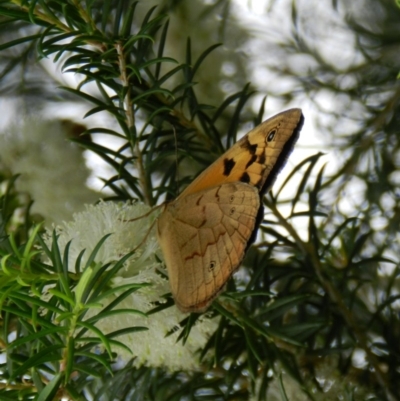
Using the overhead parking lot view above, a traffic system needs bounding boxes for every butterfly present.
[157,109,304,313]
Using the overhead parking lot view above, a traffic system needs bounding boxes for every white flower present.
[44,201,219,371]
[0,118,98,224]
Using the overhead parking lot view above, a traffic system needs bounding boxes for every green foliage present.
[0,1,399,401]
[0,220,147,400]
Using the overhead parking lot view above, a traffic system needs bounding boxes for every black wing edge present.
[246,110,304,249]
[260,111,304,196]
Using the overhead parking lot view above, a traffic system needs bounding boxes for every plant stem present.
[116,42,152,205]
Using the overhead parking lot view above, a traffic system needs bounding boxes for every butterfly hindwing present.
[158,182,260,313]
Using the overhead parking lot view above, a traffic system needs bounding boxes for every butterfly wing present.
[157,108,304,313]
[178,108,303,198]
[157,182,260,313]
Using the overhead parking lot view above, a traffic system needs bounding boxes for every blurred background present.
[1,0,400,400]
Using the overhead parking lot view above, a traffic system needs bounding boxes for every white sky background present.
[236,0,379,220]
[230,0,351,236]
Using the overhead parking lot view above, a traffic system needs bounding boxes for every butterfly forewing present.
[178,108,303,198]
[157,108,304,313]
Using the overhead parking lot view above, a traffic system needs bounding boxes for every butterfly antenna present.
[123,204,162,223]
[130,217,158,253]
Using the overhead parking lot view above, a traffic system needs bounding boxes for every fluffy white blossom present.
[44,201,219,371]
[0,118,98,224]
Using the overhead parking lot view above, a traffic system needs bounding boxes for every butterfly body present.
[157,109,304,313]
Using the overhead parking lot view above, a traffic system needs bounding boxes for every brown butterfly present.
[157,109,304,313]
